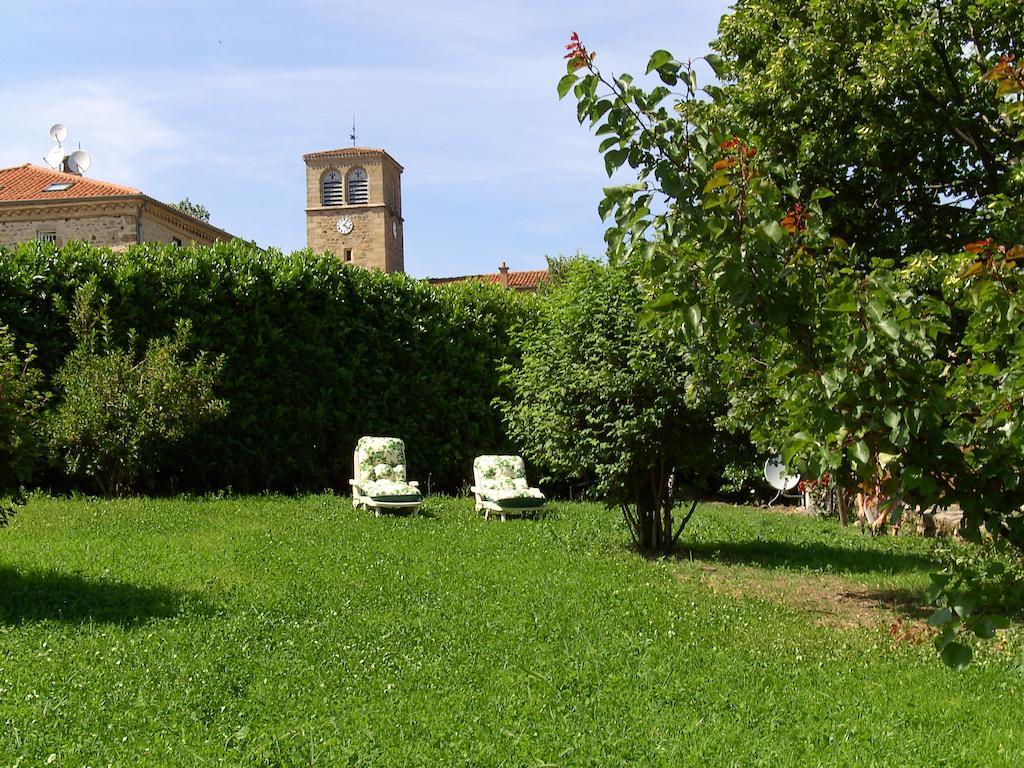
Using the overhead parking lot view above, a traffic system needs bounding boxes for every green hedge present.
[0,240,529,493]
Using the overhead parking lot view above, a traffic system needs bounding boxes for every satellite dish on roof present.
[49,123,68,144]
[764,456,800,492]
[68,149,91,175]
[44,146,64,170]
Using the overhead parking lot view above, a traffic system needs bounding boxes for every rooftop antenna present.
[350,115,357,147]
[42,123,91,176]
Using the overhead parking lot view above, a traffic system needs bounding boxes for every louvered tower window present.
[321,170,344,206]
[347,168,368,205]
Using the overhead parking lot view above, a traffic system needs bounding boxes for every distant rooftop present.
[429,262,548,292]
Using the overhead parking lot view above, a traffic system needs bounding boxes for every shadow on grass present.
[0,567,208,626]
[840,588,933,619]
[678,539,936,576]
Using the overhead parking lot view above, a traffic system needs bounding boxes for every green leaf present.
[972,617,1001,640]
[953,594,977,619]
[940,642,972,671]
[877,451,900,466]
[810,187,834,201]
[850,440,870,465]
[703,175,730,194]
[825,299,858,313]
[557,73,578,100]
[865,299,886,323]
[646,50,673,74]
[686,304,703,333]
[877,319,900,339]
[927,607,953,626]
[704,53,725,77]
[977,361,1001,377]
[649,293,679,312]
[604,149,627,176]
[762,220,786,243]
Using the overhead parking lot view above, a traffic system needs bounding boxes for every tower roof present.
[302,147,403,169]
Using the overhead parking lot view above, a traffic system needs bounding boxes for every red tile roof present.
[429,269,549,291]
[0,164,141,202]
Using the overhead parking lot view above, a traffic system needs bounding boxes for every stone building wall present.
[303,149,404,272]
[0,198,230,250]
[141,202,224,246]
[307,206,388,269]
[0,202,139,248]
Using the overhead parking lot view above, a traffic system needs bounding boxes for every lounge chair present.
[350,436,423,515]
[471,455,546,521]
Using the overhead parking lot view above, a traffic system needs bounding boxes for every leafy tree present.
[498,257,749,554]
[560,21,1022,663]
[46,285,227,497]
[0,327,47,524]
[173,198,211,223]
[711,0,1023,262]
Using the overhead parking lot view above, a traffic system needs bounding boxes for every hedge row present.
[0,240,530,493]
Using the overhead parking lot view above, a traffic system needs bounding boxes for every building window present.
[43,181,74,192]
[321,170,344,206]
[344,249,353,262]
[347,168,368,205]
[37,230,57,244]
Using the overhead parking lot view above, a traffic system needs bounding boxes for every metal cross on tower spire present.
[350,116,357,147]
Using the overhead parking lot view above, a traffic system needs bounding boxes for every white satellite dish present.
[49,123,68,144]
[764,456,800,503]
[44,146,65,170]
[68,149,92,175]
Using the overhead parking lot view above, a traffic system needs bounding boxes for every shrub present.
[0,240,526,493]
[0,326,47,524]
[45,286,227,496]
[498,258,751,554]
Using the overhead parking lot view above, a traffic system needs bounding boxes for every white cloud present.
[0,80,184,185]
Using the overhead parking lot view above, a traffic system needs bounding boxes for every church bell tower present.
[303,147,404,272]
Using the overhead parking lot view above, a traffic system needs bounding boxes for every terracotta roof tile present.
[429,269,549,291]
[0,164,141,202]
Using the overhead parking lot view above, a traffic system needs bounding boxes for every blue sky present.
[1,1,731,278]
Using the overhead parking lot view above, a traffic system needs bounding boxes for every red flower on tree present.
[565,32,596,71]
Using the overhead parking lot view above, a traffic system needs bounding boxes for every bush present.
[45,286,227,496]
[498,258,752,554]
[0,326,47,523]
[0,240,527,493]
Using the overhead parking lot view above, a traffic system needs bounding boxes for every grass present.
[0,495,1022,766]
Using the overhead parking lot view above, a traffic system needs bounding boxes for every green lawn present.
[1,496,1021,766]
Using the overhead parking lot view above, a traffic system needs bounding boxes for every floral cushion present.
[483,486,546,508]
[363,478,422,503]
[355,436,408,485]
[474,455,545,507]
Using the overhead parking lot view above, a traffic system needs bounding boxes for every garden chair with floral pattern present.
[350,436,423,516]
[471,455,546,521]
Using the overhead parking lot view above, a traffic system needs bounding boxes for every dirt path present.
[681,563,929,632]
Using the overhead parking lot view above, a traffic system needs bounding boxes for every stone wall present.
[307,206,388,269]
[141,202,223,246]
[0,198,229,250]
[303,149,404,272]
[0,201,138,249]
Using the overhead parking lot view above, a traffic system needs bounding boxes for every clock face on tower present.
[336,217,354,234]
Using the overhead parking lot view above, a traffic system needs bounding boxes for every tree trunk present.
[836,489,849,526]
